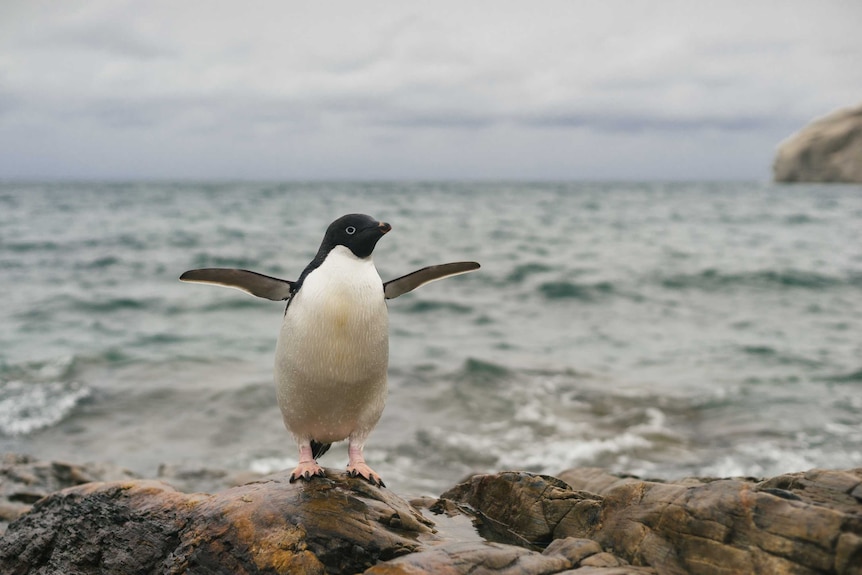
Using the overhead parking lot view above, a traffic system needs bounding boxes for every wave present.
[539,280,615,301]
[74,297,155,313]
[76,255,121,269]
[452,357,512,385]
[401,300,474,314]
[0,380,91,436]
[738,345,823,367]
[415,360,683,477]
[784,214,818,225]
[189,253,263,270]
[506,263,555,283]
[825,368,862,383]
[0,356,78,382]
[659,269,861,291]
[4,240,61,253]
[201,298,269,311]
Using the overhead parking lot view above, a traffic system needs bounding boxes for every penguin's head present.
[321,213,391,259]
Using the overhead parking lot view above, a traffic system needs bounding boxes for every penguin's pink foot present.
[346,461,385,487]
[289,461,325,482]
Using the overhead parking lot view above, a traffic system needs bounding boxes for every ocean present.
[1,181,860,495]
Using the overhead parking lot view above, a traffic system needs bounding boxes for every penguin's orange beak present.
[379,222,392,234]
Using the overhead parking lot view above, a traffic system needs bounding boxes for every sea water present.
[1,181,860,495]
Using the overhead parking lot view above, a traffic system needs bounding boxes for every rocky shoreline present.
[1,454,860,574]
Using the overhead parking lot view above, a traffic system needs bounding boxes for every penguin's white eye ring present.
[345,226,356,235]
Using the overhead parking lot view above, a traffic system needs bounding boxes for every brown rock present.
[0,469,435,575]
[0,453,139,535]
[363,540,565,575]
[559,467,862,575]
[438,472,604,547]
[363,538,654,575]
[1,460,859,574]
[773,103,862,183]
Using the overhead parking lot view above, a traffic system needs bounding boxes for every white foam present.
[249,456,296,475]
[0,380,91,436]
[33,355,76,381]
[508,431,654,473]
[697,440,852,479]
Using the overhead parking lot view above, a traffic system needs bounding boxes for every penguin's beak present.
[378,221,392,234]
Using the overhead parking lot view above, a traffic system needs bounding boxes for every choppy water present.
[1,181,860,495]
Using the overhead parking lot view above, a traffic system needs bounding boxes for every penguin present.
[180,213,479,486]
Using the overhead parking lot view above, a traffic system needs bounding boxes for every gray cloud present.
[1,0,861,179]
[34,23,176,60]
[519,112,790,134]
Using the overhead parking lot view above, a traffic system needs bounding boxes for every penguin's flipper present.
[180,268,294,301]
[383,261,480,299]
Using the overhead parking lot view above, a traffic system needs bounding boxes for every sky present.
[1,1,861,181]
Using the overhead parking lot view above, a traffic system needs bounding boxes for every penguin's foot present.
[346,462,385,487]
[289,461,325,483]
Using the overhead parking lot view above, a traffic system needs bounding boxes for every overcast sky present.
[1,1,860,181]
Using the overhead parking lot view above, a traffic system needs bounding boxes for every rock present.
[0,453,139,535]
[0,454,267,537]
[390,496,650,575]
[773,103,862,183]
[363,538,654,575]
[0,469,435,575]
[558,467,862,575]
[438,471,604,547]
[1,458,860,574]
[439,469,862,574]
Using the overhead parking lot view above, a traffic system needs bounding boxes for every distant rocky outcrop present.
[1,454,861,574]
[774,103,862,183]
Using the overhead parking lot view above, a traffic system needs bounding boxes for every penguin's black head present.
[321,213,391,259]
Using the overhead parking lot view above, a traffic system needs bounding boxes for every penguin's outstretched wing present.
[180,268,294,301]
[383,261,480,300]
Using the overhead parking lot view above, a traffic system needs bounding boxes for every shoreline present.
[2,453,860,574]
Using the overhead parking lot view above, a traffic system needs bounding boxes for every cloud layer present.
[2,0,861,179]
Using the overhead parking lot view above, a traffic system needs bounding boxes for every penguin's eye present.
[345,226,356,235]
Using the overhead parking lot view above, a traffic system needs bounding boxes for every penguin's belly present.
[274,271,388,443]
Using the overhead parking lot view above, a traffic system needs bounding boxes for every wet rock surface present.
[0,454,860,574]
[438,471,605,547]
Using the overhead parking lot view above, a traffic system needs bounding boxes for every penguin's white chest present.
[274,247,389,442]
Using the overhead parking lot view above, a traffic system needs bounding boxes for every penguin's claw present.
[289,461,325,483]
[346,463,385,487]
